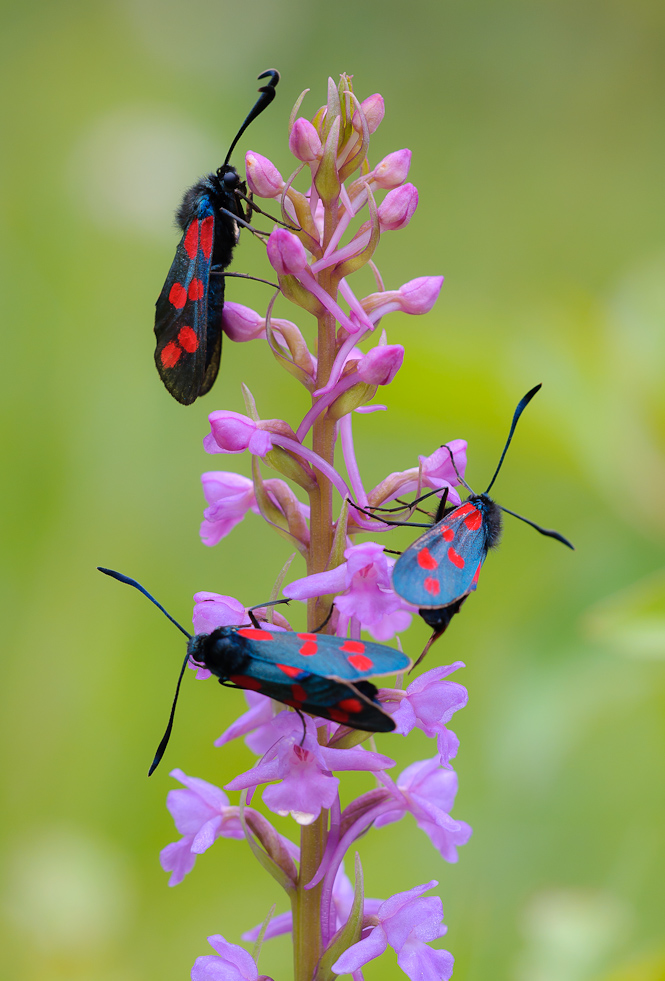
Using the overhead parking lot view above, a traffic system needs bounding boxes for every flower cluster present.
[160,76,473,981]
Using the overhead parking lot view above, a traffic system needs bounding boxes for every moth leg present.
[294,708,307,746]
[312,605,335,634]
[365,488,442,515]
[235,188,300,231]
[348,499,432,529]
[217,207,271,239]
[210,270,280,290]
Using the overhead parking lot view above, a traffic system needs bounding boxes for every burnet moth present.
[354,385,574,667]
[154,70,280,405]
[98,567,411,774]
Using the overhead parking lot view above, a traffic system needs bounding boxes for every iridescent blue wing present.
[230,627,411,680]
[154,207,221,404]
[223,656,395,731]
[392,500,488,608]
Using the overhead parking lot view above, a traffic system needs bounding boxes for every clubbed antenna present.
[484,384,542,494]
[97,567,192,639]
[223,69,280,167]
[97,567,192,774]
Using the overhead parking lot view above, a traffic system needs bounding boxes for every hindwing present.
[223,657,395,731]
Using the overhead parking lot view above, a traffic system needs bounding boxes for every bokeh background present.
[2,0,664,978]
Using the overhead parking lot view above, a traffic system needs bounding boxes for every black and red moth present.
[370,386,574,665]
[97,568,410,773]
[154,70,279,405]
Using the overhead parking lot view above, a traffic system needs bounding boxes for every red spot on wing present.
[417,547,438,570]
[328,708,350,724]
[464,509,482,531]
[440,525,454,542]
[188,278,204,301]
[169,283,187,309]
[160,341,181,368]
[455,503,474,518]
[178,326,199,353]
[424,576,440,595]
[447,547,465,569]
[338,697,362,713]
[348,653,374,672]
[200,216,214,258]
[472,563,481,586]
[184,221,199,258]
[277,663,302,679]
[229,674,262,691]
[237,628,274,641]
[299,640,318,657]
[340,641,365,655]
[291,684,308,702]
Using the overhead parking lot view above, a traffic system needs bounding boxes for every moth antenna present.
[148,652,191,776]
[444,445,475,495]
[484,384,542,494]
[497,506,575,549]
[97,567,192,639]
[223,69,280,167]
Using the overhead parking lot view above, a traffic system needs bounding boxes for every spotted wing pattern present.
[392,500,488,609]
[231,628,411,680]
[154,204,222,405]
[223,655,395,731]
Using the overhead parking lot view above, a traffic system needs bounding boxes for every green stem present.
[294,206,339,981]
[293,810,327,981]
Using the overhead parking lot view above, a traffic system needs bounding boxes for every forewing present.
[392,501,487,608]
[225,656,395,732]
[154,211,215,404]
[232,628,410,681]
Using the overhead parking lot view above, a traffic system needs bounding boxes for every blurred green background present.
[2,0,664,978]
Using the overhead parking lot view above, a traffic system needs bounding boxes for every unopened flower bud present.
[245,152,285,198]
[267,228,309,276]
[221,302,265,342]
[357,345,404,385]
[372,149,412,189]
[352,93,385,134]
[289,117,322,162]
[378,183,418,231]
[398,275,444,313]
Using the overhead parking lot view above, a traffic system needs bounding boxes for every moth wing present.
[154,211,215,405]
[232,628,410,681]
[392,502,488,608]
[227,658,395,732]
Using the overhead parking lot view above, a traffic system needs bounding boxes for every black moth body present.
[154,70,279,405]
[188,627,398,733]
[154,169,247,404]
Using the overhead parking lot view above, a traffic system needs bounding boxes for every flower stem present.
[294,811,328,981]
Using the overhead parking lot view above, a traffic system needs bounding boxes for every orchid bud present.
[289,117,322,162]
[245,152,285,198]
[193,591,247,633]
[221,302,265,342]
[204,411,273,457]
[352,93,385,134]
[378,183,418,231]
[267,228,309,276]
[357,344,404,385]
[398,275,444,313]
[372,149,412,189]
